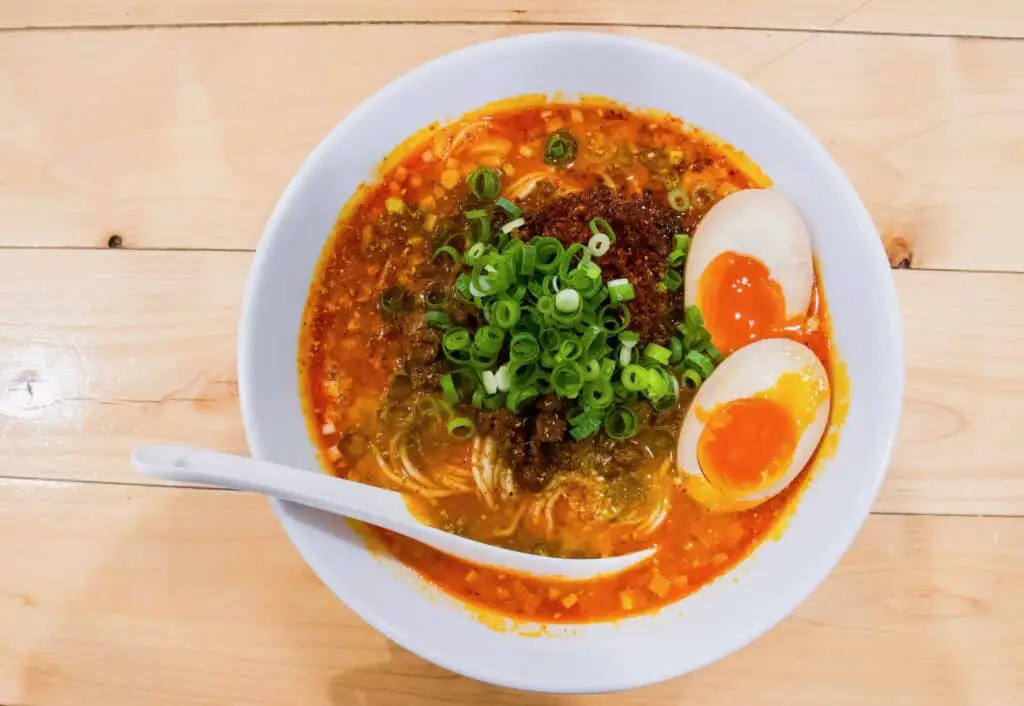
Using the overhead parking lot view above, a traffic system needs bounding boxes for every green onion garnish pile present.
[426,163,720,441]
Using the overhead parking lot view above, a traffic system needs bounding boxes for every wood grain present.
[0,248,1021,515]
[2,478,1021,706]
[1,25,1023,272]
[2,0,1023,38]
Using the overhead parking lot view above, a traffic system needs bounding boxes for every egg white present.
[676,338,830,511]
[684,189,813,321]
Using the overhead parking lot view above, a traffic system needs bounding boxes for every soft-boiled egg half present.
[677,338,830,511]
[684,189,813,355]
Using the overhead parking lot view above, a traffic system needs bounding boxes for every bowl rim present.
[238,29,905,693]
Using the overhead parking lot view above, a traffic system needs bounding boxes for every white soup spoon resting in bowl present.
[131,444,655,580]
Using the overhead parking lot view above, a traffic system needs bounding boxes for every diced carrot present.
[649,573,671,597]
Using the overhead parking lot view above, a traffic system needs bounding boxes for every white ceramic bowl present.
[238,31,903,693]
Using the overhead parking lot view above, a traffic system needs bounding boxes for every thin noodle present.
[438,466,475,492]
[506,172,549,200]
[471,438,496,508]
[371,445,421,491]
[482,439,498,497]
[468,137,512,157]
[543,489,565,539]
[447,119,491,158]
[371,444,461,499]
[397,441,441,489]
[491,504,529,538]
[497,465,517,501]
[634,496,669,537]
[630,460,674,536]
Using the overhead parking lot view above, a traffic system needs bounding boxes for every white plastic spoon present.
[131,445,655,580]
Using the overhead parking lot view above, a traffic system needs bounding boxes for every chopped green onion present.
[433,245,460,264]
[651,389,679,412]
[618,343,638,367]
[600,303,631,333]
[552,361,584,398]
[474,326,505,356]
[669,336,684,364]
[520,244,538,276]
[468,346,498,369]
[555,288,581,313]
[484,392,507,409]
[491,297,521,329]
[471,387,486,409]
[604,406,638,440]
[495,197,521,219]
[544,129,578,166]
[447,417,476,439]
[674,234,691,254]
[681,368,703,389]
[538,327,561,353]
[533,237,564,273]
[509,332,540,364]
[661,269,683,292]
[668,188,691,212]
[453,273,472,301]
[645,366,671,400]
[508,361,539,388]
[377,286,408,319]
[588,217,616,243]
[500,217,525,234]
[643,343,672,366]
[425,310,452,330]
[506,385,540,412]
[607,278,636,304]
[467,167,501,200]
[440,373,460,405]
[582,358,601,382]
[442,327,472,364]
[569,412,602,440]
[495,364,511,392]
[587,233,611,257]
[581,379,615,409]
[555,338,583,363]
[465,242,487,264]
[685,349,715,379]
[481,370,499,395]
[621,364,649,392]
[666,249,686,267]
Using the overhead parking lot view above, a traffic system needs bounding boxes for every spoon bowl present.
[131,444,655,580]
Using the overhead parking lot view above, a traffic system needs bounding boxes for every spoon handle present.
[132,444,411,528]
[131,444,655,579]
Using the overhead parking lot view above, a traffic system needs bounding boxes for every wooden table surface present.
[2,2,1023,704]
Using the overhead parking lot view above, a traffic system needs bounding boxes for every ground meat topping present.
[525,186,688,342]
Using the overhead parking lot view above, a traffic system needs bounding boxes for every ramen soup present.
[300,99,834,623]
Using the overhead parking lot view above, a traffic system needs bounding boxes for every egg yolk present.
[697,252,787,354]
[696,397,798,493]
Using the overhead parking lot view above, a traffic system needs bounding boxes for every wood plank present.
[1,479,1021,705]
[0,25,1022,271]
[1,0,1023,39]
[0,249,1020,515]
